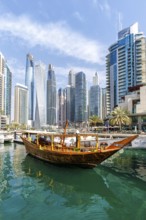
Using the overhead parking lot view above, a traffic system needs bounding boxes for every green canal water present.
[0,143,146,220]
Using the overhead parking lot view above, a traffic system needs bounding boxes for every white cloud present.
[93,0,111,18]
[0,13,106,64]
[73,11,84,22]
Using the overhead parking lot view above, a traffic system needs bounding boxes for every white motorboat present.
[131,136,146,148]
[0,134,4,144]
[0,131,14,144]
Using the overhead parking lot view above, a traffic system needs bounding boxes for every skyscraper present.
[68,69,75,87]
[14,84,28,124]
[46,64,56,125]
[34,62,46,129]
[0,52,5,113]
[65,70,75,123]
[4,63,12,119]
[93,72,99,86]
[106,22,146,113]
[75,72,87,122]
[101,88,107,120]
[58,88,66,126]
[25,53,34,124]
[66,85,75,123]
[89,73,100,117]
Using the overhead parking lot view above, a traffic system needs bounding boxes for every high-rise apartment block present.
[106,22,146,113]
[4,64,12,119]
[0,53,12,122]
[0,52,5,113]
[101,88,107,120]
[14,84,28,124]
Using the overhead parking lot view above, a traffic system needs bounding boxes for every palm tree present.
[89,115,103,127]
[109,107,131,131]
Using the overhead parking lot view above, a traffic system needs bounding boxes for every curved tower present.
[34,62,46,129]
[25,53,34,123]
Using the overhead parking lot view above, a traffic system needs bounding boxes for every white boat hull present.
[131,137,146,148]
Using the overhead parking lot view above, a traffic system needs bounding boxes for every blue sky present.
[1,0,146,89]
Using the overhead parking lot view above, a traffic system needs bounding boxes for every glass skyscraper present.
[66,85,75,123]
[106,22,146,113]
[34,62,46,129]
[46,64,56,125]
[68,69,75,87]
[65,70,75,123]
[25,53,34,122]
[89,87,100,117]
[0,52,5,113]
[75,72,87,122]
[4,64,12,119]
[89,73,100,118]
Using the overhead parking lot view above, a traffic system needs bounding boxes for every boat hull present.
[22,138,122,168]
[21,134,138,168]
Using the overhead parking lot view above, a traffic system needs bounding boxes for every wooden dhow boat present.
[21,131,138,168]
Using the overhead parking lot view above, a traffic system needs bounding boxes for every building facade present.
[14,84,28,125]
[46,64,56,125]
[0,52,5,113]
[68,69,75,87]
[4,64,12,120]
[89,73,101,118]
[58,88,66,126]
[89,85,101,117]
[75,72,87,122]
[101,88,107,120]
[34,62,46,129]
[106,22,146,114]
[25,53,34,124]
[119,85,146,131]
[66,85,75,123]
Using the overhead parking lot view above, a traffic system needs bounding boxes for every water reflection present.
[21,152,146,218]
[0,144,146,220]
[102,148,146,182]
[22,155,118,206]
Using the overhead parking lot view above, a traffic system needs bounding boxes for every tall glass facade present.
[75,72,87,122]
[46,64,56,125]
[0,52,5,112]
[68,70,75,87]
[66,85,75,123]
[89,85,100,117]
[4,64,12,119]
[25,53,34,121]
[106,22,146,113]
[34,62,46,129]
